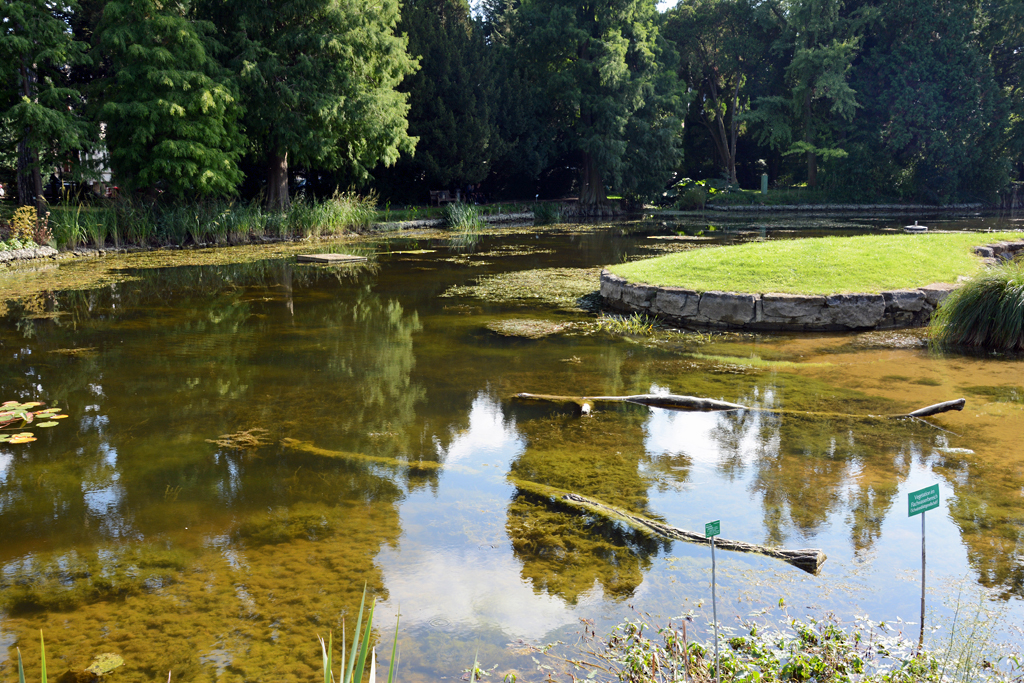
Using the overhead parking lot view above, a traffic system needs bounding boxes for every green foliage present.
[94,0,244,198]
[597,313,657,336]
[0,0,94,188]
[513,0,686,204]
[318,585,400,683]
[443,201,482,230]
[931,259,1024,352]
[531,202,563,224]
[9,205,37,240]
[219,0,418,206]
[376,0,499,202]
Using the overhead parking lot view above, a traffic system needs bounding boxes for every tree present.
[218,0,418,210]
[93,0,244,198]
[850,0,1007,202]
[512,0,686,206]
[374,0,499,202]
[1,0,93,207]
[746,0,866,187]
[663,0,775,186]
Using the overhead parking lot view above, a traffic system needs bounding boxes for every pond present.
[1,215,1022,683]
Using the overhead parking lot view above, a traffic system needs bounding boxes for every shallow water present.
[1,216,1022,683]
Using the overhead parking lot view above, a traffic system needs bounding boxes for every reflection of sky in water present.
[379,392,577,641]
[82,443,132,538]
[0,452,12,485]
[435,393,525,465]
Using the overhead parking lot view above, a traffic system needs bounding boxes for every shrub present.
[10,206,38,242]
[931,260,1024,351]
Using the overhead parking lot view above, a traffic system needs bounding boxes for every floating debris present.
[486,319,574,339]
[296,253,367,264]
[206,428,272,451]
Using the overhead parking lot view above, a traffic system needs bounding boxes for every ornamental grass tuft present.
[931,260,1024,352]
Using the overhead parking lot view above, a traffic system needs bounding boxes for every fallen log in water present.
[513,392,966,420]
[510,477,827,574]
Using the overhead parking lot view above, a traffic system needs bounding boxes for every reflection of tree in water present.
[506,410,671,604]
[0,258,429,555]
[934,444,1024,600]
[0,261,414,682]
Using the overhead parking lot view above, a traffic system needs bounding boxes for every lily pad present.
[9,435,37,444]
[37,422,60,428]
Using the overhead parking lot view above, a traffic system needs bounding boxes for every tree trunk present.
[267,152,290,211]
[17,58,45,210]
[578,152,606,207]
[804,89,817,187]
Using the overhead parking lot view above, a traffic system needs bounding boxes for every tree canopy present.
[1,0,1021,206]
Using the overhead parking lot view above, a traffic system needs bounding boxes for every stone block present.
[697,291,757,325]
[883,289,926,312]
[824,293,886,328]
[600,270,625,303]
[653,287,699,318]
[761,293,828,324]
[622,283,658,309]
[919,282,956,307]
[974,246,995,258]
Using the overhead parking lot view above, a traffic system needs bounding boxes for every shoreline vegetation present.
[608,233,1023,296]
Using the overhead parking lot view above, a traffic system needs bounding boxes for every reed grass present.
[443,202,482,230]
[931,259,1024,351]
[319,585,399,683]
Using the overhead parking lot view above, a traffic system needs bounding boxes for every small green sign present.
[908,484,940,517]
[705,520,720,538]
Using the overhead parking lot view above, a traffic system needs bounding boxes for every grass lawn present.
[608,233,1022,295]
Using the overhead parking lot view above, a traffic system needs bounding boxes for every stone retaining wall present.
[601,240,1024,331]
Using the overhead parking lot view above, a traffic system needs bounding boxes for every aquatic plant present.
[531,202,563,225]
[597,313,657,336]
[443,202,482,230]
[564,607,1024,683]
[931,260,1024,352]
[0,400,67,444]
[319,586,399,683]
[17,631,47,683]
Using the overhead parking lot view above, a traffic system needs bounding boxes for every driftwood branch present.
[511,477,826,574]
[513,392,966,421]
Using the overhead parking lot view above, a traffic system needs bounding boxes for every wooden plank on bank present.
[296,253,368,264]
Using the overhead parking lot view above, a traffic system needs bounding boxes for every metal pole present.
[712,537,719,683]
[919,511,926,654]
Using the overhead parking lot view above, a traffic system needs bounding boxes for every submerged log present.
[903,398,966,418]
[514,392,966,420]
[511,477,826,574]
[514,392,747,412]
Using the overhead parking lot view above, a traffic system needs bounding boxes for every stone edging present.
[705,202,984,213]
[601,239,1024,332]
[0,246,58,263]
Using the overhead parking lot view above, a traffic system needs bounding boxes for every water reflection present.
[0,223,1022,682]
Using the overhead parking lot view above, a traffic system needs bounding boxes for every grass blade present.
[386,610,401,683]
[344,586,368,683]
[17,647,25,683]
[40,631,47,683]
[354,597,376,683]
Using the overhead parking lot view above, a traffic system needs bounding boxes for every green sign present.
[908,484,940,516]
[705,520,720,538]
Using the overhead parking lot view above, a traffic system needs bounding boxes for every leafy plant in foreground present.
[931,260,1024,352]
[444,202,483,230]
[319,586,400,683]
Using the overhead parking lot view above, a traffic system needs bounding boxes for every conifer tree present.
[512,0,686,206]
[1,0,93,206]
[217,0,418,210]
[94,0,243,198]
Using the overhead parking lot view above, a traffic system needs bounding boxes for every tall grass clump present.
[931,260,1024,351]
[319,586,399,683]
[443,202,482,230]
[288,192,377,238]
[531,202,563,225]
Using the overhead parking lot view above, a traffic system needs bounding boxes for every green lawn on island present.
[608,233,1021,295]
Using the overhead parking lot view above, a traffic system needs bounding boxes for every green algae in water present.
[439,267,602,312]
[1,544,193,613]
[959,384,1024,404]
